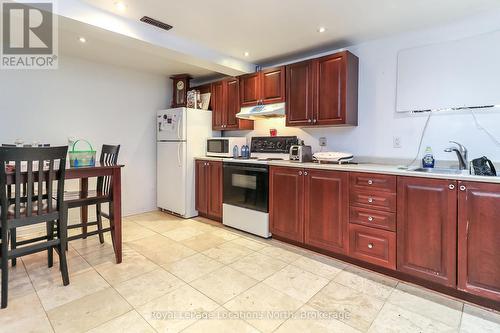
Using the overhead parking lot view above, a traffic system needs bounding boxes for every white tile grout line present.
[13,212,498,333]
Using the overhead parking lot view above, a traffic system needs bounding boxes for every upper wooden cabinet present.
[211,78,253,131]
[239,66,286,107]
[239,72,260,106]
[286,60,315,126]
[286,51,359,127]
[397,177,457,287]
[458,181,500,302]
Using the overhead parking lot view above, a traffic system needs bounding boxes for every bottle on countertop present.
[422,146,435,168]
[240,145,247,159]
[232,145,239,158]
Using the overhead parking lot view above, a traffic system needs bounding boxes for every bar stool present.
[0,146,70,308]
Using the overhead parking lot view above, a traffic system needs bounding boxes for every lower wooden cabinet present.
[269,167,304,243]
[195,160,223,221]
[349,224,396,269]
[397,177,457,287]
[458,181,500,302]
[269,167,349,254]
[304,169,349,254]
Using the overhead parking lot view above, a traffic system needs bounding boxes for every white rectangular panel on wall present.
[396,30,500,112]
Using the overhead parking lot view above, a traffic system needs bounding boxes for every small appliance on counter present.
[206,137,247,157]
[313,151,354,164]
[289,141,313,163]
[470,156,497,176]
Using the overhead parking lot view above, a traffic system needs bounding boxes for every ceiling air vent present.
[140,16,173,31]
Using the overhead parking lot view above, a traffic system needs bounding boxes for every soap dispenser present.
[422,146,435,168]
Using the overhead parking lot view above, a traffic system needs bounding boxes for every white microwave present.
[206,137,247,157]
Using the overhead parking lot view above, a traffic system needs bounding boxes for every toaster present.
[289,145,313,163]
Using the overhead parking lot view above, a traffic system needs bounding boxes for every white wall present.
[0,55,170,216]
[233,9,500,165]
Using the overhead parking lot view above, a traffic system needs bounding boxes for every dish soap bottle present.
[422,146,435,168]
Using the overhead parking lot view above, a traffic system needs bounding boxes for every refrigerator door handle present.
[177,142,182,167]
[177,115,182,140]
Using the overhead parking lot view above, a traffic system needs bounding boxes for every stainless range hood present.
[236,103,285,120]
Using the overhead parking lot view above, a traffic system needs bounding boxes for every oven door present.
[223,163,269,212]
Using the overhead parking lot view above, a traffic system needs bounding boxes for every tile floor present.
[1,210,499,333]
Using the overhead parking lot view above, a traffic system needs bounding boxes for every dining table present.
[5,162,124,264]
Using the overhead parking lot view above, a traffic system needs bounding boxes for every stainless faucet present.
[444,141,468,170]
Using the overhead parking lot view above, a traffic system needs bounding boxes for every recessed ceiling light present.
[78,37,86,43]
[244,51,250,57]
[114,1,127,12]
[317,27,326,33]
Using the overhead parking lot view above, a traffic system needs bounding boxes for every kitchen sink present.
[410,167,465,175]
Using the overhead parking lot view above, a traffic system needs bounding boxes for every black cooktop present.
[250,136,298,154]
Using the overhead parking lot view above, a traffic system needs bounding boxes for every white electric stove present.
[222,136,298,238]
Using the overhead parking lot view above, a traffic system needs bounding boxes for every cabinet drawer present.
[349,224,396,269]
[350,172,396,193]
[350,206,396,231]
[350,190,397,212]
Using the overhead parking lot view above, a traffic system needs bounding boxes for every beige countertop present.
[195,156,500,184]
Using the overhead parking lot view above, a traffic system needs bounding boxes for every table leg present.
[80,178,89,239]
[112,168,122,264]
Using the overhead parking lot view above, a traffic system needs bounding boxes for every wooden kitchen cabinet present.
[195,160,223,221]
[260,67,286,104]
[349,224,396,269]
[211,80,225,130]
[397,177,457,287]
[304,169,349,254]
[211,79,253,131]
[270,167,349,253]
[239,66,286,107]
[458,181,500,302]
[225,78,241,129]
[239,72,260,106]
[286,60,315,126]
[269,166,304,243]
[286,51,358,127]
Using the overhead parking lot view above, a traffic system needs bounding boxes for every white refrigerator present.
[157,108,214,218]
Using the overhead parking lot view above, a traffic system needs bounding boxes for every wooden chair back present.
[0,146,68,227]
[97,145,120,197]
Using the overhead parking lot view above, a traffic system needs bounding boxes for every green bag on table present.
[69,140,96,167]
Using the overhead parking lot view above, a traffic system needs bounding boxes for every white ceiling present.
[82,0,500,64]
[59,16,214,76]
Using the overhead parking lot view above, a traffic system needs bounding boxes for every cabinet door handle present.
[313,119,317,123]
[298,171,303,175]
[368,216,374,222]
[449,184,455,190]
[368,243,374,249]
[460,185,466,191]
[368,197,373,203]
[304,171,308,176]
[368,180,373,185]
[308,119,312,123]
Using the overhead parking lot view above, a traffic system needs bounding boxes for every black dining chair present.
[0,146,70,308]
[63,145,120,244]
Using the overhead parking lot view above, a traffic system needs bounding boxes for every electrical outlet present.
[393,136,402,148]
[319,137,327,147]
